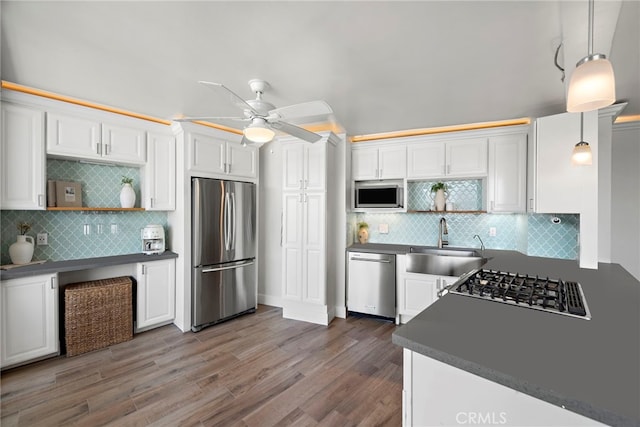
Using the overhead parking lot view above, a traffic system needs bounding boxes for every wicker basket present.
[64,276,133,357]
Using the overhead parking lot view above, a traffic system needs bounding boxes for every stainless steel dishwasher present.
[347,251,396,318]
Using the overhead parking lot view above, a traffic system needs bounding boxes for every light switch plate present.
[489,227,497,237]
[379,223,389,234]
[37,233,48,245]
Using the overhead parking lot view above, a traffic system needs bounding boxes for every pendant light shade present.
[243,118,275,143]
[566,0,616,112]
[572,112,593,165]
[567,54,616,112]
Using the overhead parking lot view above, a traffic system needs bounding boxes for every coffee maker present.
[141,224,165,255]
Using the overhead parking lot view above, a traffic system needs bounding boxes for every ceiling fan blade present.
[270,121,322,143]
[173,115,249,122]
[269,100,333,120]
[198,81,258,115]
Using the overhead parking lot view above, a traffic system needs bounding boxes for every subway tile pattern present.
[351,212,579,260]
[407,180,482,211]
[1,210,168,264]
[47,159,141,208]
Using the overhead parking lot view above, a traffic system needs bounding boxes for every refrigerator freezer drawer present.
[192,260,256,331]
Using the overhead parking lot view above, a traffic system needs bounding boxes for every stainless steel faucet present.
[473,234,485,252]
[438,217,449,248]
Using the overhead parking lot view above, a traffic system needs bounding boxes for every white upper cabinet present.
[188,131,257,180]
[352,144,406,180]
[529,111,597,214]
[1,102,46,210]
[407,137,488,179]
[144,131,176,211]
[282,141,326,192]
[488,133,527,213]
[47,111,146,165]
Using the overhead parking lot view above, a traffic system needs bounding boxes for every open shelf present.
[47,207,145,212]
[407,210,487,214]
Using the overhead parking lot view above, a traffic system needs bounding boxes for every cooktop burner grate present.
[447,269,591,320]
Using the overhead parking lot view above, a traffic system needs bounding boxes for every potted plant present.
[120,176,136,208]
[9,221,34,265]
[431,182,447,211]
[357,221,369,244]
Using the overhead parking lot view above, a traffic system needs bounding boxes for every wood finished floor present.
[1,305,403,426]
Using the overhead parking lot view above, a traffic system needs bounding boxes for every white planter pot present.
[434,189,446,211]
[120,183,136,208]
[9,235,34,265]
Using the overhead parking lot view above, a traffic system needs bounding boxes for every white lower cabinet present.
[1,274,59,368]
[396,254,457,324]
[135,259,175,332]
[403,349,605,426]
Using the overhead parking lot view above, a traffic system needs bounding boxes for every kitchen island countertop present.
[388,247,640,427]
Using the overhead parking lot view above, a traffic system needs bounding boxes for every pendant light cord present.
[588,0,594,55]
[580,112,584,141]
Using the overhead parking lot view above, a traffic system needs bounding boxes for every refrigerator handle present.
[202,260,255,273]
[231,192,236,250]
[224,191,231,251]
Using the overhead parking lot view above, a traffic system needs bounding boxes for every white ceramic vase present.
[120,183,136,208]
[9,235,34,265]
[434,189,446,211]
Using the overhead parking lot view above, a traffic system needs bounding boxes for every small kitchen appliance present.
[141,224,165,255]
[441,269,591,320]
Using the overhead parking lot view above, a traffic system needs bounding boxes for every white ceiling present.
[1,1,638,137]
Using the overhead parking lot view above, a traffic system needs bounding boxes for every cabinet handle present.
[141,265,146,275]
[150,197,154,208]
[304,179,308,189]
[303,193,307,203]
[96,143,101,155]
[379,169,383,178]
[104,144,110,155]
[50,277,57,289]
[226,163,231,174]
[298,193,303,203]
[447,164,451,174]
[299,179,303,189]
[529,198,534,210]
[38,194,44,207]
[490,200,494,210]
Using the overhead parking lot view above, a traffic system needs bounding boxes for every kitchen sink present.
[406,246,488,276]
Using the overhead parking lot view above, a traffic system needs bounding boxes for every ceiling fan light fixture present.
[243,118,275,143]
[567,54,615,112]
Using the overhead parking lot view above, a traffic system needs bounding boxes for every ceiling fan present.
[175,79,333,145]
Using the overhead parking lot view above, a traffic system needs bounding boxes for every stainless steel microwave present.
[354,181,404,209]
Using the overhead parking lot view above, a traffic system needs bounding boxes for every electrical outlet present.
[37,233,48,245]
[489,227,497,237]
[379,223,389,234]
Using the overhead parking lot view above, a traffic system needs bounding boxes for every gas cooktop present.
[443,269,591,320]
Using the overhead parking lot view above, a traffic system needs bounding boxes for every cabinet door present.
[101,122,146,165]
[136,259,175,332]
[1,274,58,368]
[227,142,257,179]
[46,111,101,159]
[1,103,46,210]
[407,142,445,178]
[304,143,326,191]
[187,132,226,175]
[446,138,488,177]
[533,111,597,213]
[282,193,303,300]
[400,274,439,317]
[378,145,407,179]
[303,192,326,304]
[351,147,379,180]
[488,134,527,213]
[145,132,176,211]
[282,143,305,191]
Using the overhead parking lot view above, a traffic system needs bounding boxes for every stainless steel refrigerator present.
[191,177,256,332]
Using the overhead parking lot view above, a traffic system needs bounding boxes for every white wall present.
[611,121,640,280]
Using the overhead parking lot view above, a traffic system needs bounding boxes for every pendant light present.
[567,0,616,112]
[572,112,593,165]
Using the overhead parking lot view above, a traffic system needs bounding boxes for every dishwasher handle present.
[349,256,391,263]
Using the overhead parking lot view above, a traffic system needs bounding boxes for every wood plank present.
[0,305,402,426]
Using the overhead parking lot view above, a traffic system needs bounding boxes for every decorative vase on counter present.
[120,183,136,208]
[357,226,369,244]
[434,189,446,211]
[9,235,34,265]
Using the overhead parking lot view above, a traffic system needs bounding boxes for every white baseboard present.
[334,305,347,318]
[282,300,332,325]
[258,293,283,308]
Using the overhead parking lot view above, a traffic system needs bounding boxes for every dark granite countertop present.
[0,251,179,280]
[390,248,640,427]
